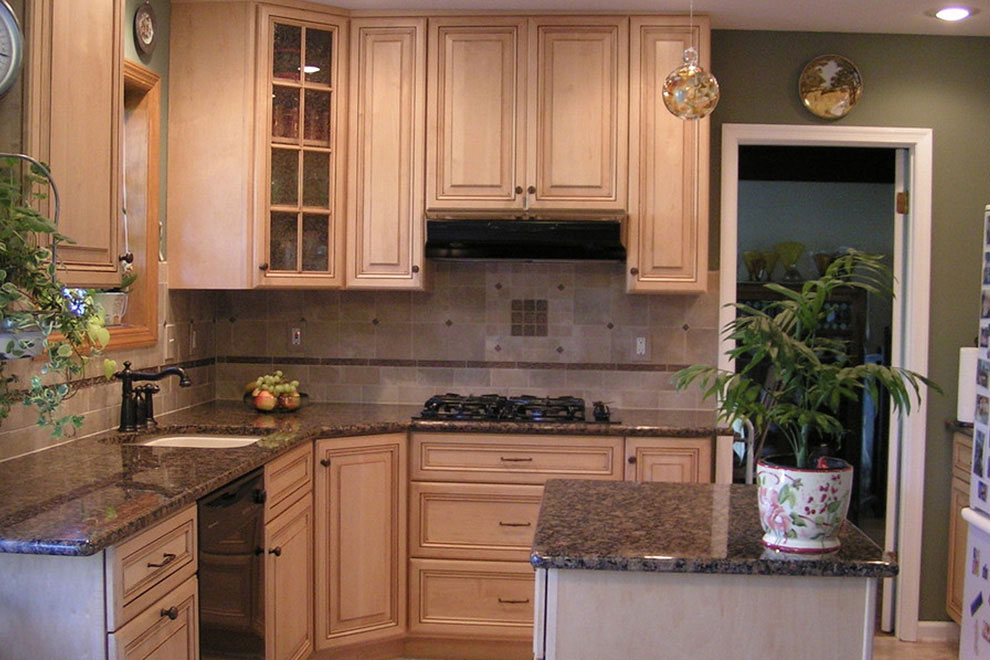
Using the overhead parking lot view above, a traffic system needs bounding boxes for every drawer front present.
[410,433,623,484]
[108,575,199,660]
[410,482,543,561]
[409,558,534,639]
[954,432,974,483]
[106,506,198,631]
[266,441,314,521]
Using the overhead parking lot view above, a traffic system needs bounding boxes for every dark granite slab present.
[531,479,897,578]
[0,402,726,556]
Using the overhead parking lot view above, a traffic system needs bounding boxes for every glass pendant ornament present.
[662,46,719,120]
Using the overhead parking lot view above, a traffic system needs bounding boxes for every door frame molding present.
[719,123,933,640]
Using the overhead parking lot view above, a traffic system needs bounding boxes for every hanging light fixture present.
[662,0,719,120]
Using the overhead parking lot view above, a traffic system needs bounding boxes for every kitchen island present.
[531,479,896,660]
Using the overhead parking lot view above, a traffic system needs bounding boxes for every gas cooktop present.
[415,393,614,423]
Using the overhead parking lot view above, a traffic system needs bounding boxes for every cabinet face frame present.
[266,494,315,660]
[254,4,347,288]
[626,16,710,293]
[345,17,426,290]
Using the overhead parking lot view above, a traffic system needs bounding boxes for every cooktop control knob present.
[592,401,611,422]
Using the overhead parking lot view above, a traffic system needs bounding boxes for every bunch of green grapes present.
[251,370,300,396]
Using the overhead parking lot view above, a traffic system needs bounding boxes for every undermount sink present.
[137,434,261,449]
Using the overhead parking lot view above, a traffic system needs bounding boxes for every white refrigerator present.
[961,204,990,659]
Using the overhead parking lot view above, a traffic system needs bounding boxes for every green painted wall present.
[710,29,990,621]
[124,0,170,259]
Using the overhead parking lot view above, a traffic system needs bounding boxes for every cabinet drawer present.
[106,506,197,631]
[410,482,543,561]
[108,575,199,660]
[954,431,974,483]
[409,558,534,639]
[266,441,314,522]
[410,433,623,484]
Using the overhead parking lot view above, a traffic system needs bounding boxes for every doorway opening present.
[720,124,934,640]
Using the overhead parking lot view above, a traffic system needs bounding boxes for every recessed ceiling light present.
[932,6,976,21]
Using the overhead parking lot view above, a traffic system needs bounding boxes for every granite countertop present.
[0,401,726,557]
[530,479,897,578]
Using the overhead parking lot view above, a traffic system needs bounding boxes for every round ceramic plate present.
[798,54,862,120]
[133,2,156,55]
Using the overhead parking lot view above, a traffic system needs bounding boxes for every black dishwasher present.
[198,468,266,659]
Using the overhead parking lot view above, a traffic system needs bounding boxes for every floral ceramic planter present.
[91,292,128,326]
[757,455,853,554]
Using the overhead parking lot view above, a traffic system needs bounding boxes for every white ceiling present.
[318,0,990,36]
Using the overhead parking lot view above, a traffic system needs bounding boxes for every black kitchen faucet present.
[114,361,191,432]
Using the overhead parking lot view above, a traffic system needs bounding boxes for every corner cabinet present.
[167,1,347,289]
[345,18,426,289]
[26,0,123,288]
[425,16,628,217]
[625,17,710,293]
[314,434,407,651]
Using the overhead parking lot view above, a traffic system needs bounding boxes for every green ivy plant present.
[0,155,112,437]
[673,250,940,468]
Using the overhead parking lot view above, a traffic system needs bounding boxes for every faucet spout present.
[114,362,193,432]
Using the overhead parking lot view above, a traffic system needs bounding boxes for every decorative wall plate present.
[133,2,157,55]
[798,54,862,120]
[0,0,23,97]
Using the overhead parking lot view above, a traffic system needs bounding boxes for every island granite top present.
[530,479,897,578]
[0,401,726,556]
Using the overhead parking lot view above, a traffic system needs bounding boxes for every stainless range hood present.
[424,219,626,261]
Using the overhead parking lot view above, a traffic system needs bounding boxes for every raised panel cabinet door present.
[426,17,527,212]
[624,437,713,483]
[266,495,314,660]
[256,5,347,288]
[107,576,199,660]
[346,18,426,289]
[527,17,627,211]
[315,434,407,649]
[30,0,122,287]
[626,17,710,293]
[947,474,969,623]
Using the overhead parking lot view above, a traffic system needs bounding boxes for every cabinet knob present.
[411,265,420,274]
[628,456,637,464]
[269,546,282,557]
[629,267,639,276]
[259,263,269,271]
[160,606,179,620]
[320,458,331,467]
[527,185,536,194]
[515,186,523,195]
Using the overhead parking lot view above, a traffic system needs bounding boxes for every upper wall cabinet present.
[625,17,710,293]
[26,0,123,288]
[426,16,628,217]
[345,17,426,290]
[167,1,347,289]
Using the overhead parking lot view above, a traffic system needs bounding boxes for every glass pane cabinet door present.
[264,15,340,284]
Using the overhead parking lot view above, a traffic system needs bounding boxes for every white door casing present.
[719,123,933,641]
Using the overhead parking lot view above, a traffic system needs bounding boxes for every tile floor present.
[873,634,957,659]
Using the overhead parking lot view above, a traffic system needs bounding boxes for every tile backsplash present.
[215,262,720,410]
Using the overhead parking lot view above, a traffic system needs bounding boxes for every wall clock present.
[798,54,862,120]
[133,2,157,55]
[0,0,23,97]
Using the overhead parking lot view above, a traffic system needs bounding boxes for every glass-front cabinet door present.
[258,6,346,287]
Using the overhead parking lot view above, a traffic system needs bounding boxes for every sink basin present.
[137,434,261,449]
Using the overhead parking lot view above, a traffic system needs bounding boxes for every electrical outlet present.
[291,327,302,346]
[190,328,197,351]
[635,336,647,356]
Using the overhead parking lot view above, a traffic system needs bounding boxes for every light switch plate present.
[164,324,178,362]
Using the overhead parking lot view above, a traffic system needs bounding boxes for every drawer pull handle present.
[147,553,176,568]
[160,606,179,620]
[498,598,530,604]
[269,546,282,557]
[498,521,531,527]
[499,456,533,462]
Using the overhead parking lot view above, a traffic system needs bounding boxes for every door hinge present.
[895,191,909,215]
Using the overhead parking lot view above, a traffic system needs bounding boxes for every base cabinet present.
[108,576,199,660]
[265,495,314,660]
[625,436,713,483]
[948,429,973,623]
[315,434,408,650]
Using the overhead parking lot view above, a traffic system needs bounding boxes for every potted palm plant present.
[674,250,939,553]
[0,154,112,437]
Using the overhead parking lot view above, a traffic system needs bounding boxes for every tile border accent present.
[217,355,686,372]
[9,357,217,396]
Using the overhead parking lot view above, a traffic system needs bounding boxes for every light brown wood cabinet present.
[947,429,973,623]
[264,442,314,660]
[425,16,628,217]
[167,1,347,289]
[625,436,713,483]
[25,0,123,288]
[315,433,407,651]
[626,17,710,293]
[345,17,426,289]
[107,575,199,660]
